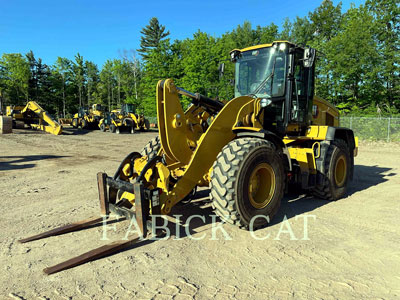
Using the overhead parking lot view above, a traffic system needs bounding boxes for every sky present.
[0,0,365,67]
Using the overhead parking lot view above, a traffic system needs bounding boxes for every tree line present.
[0,0,398,117]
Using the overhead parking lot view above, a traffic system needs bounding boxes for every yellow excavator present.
[99,103,150,133]
[6,101,62,135]
[20,41,357,274]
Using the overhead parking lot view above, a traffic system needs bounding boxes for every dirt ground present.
[0,127,399,300]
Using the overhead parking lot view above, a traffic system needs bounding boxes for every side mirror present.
[229,50,241,62]
[218,63,225,79]
[303,47,316,68]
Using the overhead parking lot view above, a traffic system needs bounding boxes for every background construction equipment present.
[6,101,62,135]
[99,103,150,133]
[72,104,104,129]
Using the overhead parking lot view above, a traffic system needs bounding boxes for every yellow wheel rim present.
[248,163,276,209]
[334,155,347,187]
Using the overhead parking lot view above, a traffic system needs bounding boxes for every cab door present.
[287,48,315,131]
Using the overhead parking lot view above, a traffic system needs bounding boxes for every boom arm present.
[153,79,256,213]
[157,79,224,166]
[22,101,63,135]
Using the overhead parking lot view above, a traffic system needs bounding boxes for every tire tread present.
[210,137,278,229]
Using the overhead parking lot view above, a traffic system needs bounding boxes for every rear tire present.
[312,139,351,201]
[81,119,88,129]
[210,137,285,230]
[140,136,160,161]
[100,123,106,132]
[144,119,150,131]
[131,121,137,134]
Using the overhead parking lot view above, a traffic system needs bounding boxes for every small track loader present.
[21,41,358,274]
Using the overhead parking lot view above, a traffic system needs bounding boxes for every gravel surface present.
[0,127,399,299]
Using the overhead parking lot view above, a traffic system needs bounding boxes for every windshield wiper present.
[250,56,277,97]
[251,72,273,96]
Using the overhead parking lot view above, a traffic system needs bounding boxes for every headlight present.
[260,98,272,108]
[279,43,286,51]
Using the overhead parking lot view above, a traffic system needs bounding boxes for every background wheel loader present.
[98,103,150,133]
[21,41,358,274]
[72,104,104,129]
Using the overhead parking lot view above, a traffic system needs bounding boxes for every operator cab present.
[231,41,316,136]
[92,104,103,112]
[120,103,136,115]
[78,107,89,118]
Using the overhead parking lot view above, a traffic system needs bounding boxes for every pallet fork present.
[19,166,160,275]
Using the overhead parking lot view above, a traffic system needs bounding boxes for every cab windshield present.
[234,46,287,98]
[121,104,135,114]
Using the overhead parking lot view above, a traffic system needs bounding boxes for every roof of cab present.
[231,41,295,54]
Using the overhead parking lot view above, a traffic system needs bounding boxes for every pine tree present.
[140,40,173,116]
[138,17,170,59]
[73,53,85,107]
[85,61,99,107]
[26,50,37,101]
[54,57,71,117]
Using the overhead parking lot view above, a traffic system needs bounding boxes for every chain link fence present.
[341,117,400,142]
[146,117,157,124]
[145,115,400,142]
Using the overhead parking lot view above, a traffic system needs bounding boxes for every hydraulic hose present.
[160,80,224,114]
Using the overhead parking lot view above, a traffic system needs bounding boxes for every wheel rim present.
[334,155,347,187]
[248,163,275,209]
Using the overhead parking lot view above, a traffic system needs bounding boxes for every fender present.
[326,127,356,150]
[233,128,292,171]
[317,127,356,181]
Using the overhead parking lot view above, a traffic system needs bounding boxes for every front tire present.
[72,118,78,128]
[140,136,160,161]
[110,124,116,133]
[100,123,106,132]
[210,138,285,230]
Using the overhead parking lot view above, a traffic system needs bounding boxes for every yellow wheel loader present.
[21,41,358,274]
[72,104,104,129]
[6,101,62,135]
[98,103,150,133]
